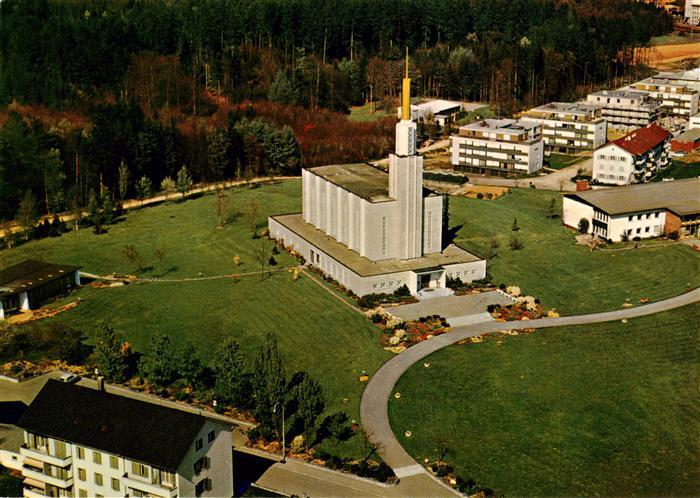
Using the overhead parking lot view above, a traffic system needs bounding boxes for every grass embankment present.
[653,160,700,181]
[0,180,390,458]
[449,189,700,314]
[348,103,393,122]
[389,304,700,496]
[545,153,585,170]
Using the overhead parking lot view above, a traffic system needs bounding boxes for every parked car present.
[58,373,80,384]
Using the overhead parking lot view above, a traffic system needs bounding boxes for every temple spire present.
[401,48,411,121]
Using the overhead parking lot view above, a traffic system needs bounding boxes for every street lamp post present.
[272,402,286,463]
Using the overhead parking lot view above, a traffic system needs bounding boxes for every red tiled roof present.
[611,123,671,156]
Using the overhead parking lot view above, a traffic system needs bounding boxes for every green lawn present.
[389,304,700,497]
[348,103,393,122]
[449,189,700,314]
[0,181,390,458]
[545,153,585,170]
[653,160,700,181]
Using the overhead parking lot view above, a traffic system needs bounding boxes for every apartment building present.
[14,380,234,498]
[592,123,671,185]
[686,0,700,25]
[563,178,700,241]
[629,77,699,118]
[450,118,544,177]
[523,102,607,152]
[689,112,700,130]
[585,90,662,130]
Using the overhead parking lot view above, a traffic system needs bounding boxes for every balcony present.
[23,487,46,498]
[20,446,71,468]
[122,473,178,498]
[21,466,72,490]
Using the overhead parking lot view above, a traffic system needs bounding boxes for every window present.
[78,469,86,481]
[132,462,149,479]
[194,457,209,475]
[111,478,120,492]
[628,215,633,221]
[195,438,203,451]
[207,431,215,443]
[195,478,212,497]
[110,456,118,470]
[78,489,87,498]
[637,215,642,220]
[54,441,66,458]
[76,447,84,460]
[655,212,660,218]
[636,228,641,234]
[93,451,102,465]
[645,227,650,233]
[646,213,651,219]
[95,473,103,486]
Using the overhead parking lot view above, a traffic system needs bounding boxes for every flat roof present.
[460,118,540,133]
[565,178,700,216]
[0,260,81,298]
[589,89,649,99]
[673,128,700,142]
[271,213,482,277]
[530,102,602,115]
[18,380,207,472]
[306,163,393,202]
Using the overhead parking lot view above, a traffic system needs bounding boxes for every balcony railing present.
[21,466,73,490]
[122,473,178,498]
[20,446,71,468]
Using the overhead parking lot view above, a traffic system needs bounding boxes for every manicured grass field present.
[389,304,700,496]
[545,153,585,170]
[653,160,700,181]
[0,181,390,458]
[449,189,700,314]
[348,103,393,122]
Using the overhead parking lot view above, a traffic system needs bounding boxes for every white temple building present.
[269,54,486,298]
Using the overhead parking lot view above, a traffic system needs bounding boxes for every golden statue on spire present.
[401,48,411,121]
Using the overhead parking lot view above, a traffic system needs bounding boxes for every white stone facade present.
[524,102,607,152]
[586,90,661,130]
[630,78,700,118]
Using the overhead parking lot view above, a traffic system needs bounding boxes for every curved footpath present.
[360,288,700,497]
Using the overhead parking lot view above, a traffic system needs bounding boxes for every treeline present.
[0,105,302,221]
[1,0,672,112]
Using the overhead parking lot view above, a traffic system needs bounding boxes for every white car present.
[58,373,80,384]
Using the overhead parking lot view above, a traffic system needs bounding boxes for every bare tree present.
[360,430,383,463]
[254,236,272,281]
[246,199,261,239]
[214,187,229,228]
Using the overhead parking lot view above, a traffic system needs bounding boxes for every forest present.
[0,0,673,221]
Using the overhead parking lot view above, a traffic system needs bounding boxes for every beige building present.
[11,380,234,498]
[450,118,544,177]
[586,90,661,130]
[524,102,607,152]
[629,77,699,118]
[563,178,700,241]
[269,56,485,298]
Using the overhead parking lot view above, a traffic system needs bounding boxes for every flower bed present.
[367,308,451,352]
[488,295,544,321]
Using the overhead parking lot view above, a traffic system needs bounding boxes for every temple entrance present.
[419,274,431,290]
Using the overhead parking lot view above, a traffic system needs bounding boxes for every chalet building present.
[671,128,700,152]
[0,260,81,320]
[11,380,234,498]
[585,90,662,130]
[450,118,544,177]
[629,77,699,118]
[523,102,607,152]
[270,56,485,298]
[396,99,464,127]
[592,123,671,185]
[563,178,700,241]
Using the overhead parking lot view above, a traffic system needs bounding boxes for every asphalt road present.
[360,287,700,496]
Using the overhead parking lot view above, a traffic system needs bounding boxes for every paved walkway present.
[360,288,700,496]
[387,290,512,322]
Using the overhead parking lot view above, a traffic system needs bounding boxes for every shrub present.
[371,314,383,323]
[668,231,679,240]
[577,218,590,233]
[632,236,641,241]
[271,246,280,255]
[393,284,411,298]
[268,256,277,266]
[499,283,506,290]
[486,192,493,199]
[476,192,484,199]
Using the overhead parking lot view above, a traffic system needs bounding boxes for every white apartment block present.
[450,118,544,177]
[11,380,234,498]
[563,178,700,242]
[586,90,662,130]
[592,123,671,185]
[629,77,699,118]
[524,102,607,152]
[686,0,700,25]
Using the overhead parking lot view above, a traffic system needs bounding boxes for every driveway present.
[360,287,700,496]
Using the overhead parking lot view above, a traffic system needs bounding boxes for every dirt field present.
[647,41,700,67]
[453,185,510,200]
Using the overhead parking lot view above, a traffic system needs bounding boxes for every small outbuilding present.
[671,128,700,153]
[0,260,81,319]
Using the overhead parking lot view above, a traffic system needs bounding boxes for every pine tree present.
[268,70,299,106]
[206,128,230,180]
[102,188,115,225]
[176,341,203,388]
[17,190,39,240]
[135,176,152,206]
[160,176,176,200]
[176,165,193,199]
[289,373,325,449]
[118,161,130,202]
[252,333,286,430]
